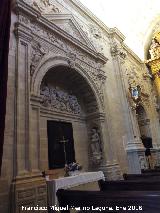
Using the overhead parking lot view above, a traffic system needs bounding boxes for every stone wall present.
[0,0,160,212]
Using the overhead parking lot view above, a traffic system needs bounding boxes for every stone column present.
[99,116,122,180]
[109,33,144,174]
[30,99,41,174]
[10,17,47,213]
[14,26,32,177]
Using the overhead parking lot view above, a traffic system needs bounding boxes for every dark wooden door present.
[47,120,75,169]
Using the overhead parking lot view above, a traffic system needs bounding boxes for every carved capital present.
[110,42,127,61]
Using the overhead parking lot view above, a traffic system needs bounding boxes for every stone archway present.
[31,55,105,114]
[30,59,107,174]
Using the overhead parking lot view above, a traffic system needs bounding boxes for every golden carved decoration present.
[146,32,160,98]
[154,32,160,44]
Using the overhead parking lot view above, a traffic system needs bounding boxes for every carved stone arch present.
[30,54,109,174]
[31,55,69,95]
[75,63,104,113]
[31,55,104,113]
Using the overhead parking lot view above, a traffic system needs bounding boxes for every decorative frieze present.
[23,0,61,14]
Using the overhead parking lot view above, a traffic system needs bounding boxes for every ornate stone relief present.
[23,0,61,13]
[90,24,102,39]
[18,14,30,26]
[15,1,107,111]
[78,22,105,54]
[88,24,104,54]
[40,85,81,114]
[66,51,76,69]
[30,42,48,76]
[110,42,127,61]
[54,20,85,44]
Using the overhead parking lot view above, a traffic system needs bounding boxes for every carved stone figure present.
[90,128,101,155]
[90,128,102,164]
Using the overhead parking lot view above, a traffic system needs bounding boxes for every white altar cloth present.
[47,171,105,207]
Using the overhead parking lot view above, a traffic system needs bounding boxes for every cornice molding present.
[109,27,125,43]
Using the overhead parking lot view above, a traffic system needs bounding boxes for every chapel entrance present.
[39,65,102,172]
[47,120,75,169]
